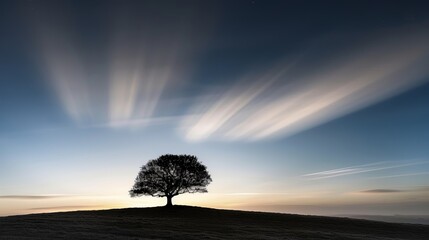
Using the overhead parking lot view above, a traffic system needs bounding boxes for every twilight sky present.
[1,0,429,216]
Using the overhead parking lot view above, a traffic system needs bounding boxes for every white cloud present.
[183,27,429,141]
[303,161,429,180]
[33,6,202,128]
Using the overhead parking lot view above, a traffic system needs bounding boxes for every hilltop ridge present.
[1,206,428,240]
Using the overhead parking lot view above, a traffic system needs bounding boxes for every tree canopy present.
[129,154,212,207]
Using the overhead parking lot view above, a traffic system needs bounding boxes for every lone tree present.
[129,154,212,207]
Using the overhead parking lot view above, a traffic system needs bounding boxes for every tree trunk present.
[166,195,173,207]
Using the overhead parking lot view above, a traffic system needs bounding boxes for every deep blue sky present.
[1,0,429,216]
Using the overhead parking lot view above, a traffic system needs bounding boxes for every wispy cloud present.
[86,115,188,129]
[0,195,70,200]
[184,68,288,141]
[303,161,429,180]
[106,13,196,126]
[360,189,404,193]
[224,192,291,196]
[31,3,207,128]
[358,186,429,194]
[29,6,429,142]
[35,21,92,122]
[27,205,101,211]
[183,26,429,141]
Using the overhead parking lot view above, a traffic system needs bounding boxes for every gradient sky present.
[1,0,429,217]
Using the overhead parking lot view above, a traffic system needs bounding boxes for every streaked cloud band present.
[183,27,429,141]
[303,161,429,180]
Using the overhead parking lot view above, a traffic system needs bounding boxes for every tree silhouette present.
[129,154,212,207]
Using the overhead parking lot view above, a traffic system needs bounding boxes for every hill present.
[1,206,428,240]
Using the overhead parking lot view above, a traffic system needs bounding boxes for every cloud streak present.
[31,3,208,128]
[30,6,429,142]
[35,19,92,122]
[358,186,429,194]
[0,195,69,200]
[183,26,429,141]
[224,192,291,196]
[360,189,404,193]
[106,10,197,126]
[27,205,101,211]
[303,161,429,180]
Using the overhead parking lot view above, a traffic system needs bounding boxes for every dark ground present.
[1,206,428,240]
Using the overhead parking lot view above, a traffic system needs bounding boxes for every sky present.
[1,0,429,217]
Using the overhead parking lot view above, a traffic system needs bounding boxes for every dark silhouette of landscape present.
[1,206,428,240]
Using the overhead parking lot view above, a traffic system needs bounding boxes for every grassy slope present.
[1,206,428,240]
